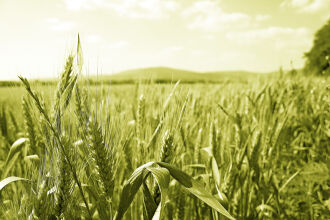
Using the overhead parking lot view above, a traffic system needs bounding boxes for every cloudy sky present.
[0,0,329,80]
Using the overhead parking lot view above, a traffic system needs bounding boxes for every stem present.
[19,78,93,219]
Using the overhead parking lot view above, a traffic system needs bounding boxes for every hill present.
[94,67,265,84]
[0,67,269,87]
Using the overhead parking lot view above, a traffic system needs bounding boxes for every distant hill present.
[0,67,270,87]
[95,67,266,83]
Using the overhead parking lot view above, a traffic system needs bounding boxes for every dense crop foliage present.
[0,47,329,219]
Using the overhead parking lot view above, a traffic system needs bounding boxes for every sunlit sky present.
[1,0,329,80]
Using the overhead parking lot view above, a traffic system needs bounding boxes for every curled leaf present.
[0,176,30,193]
[115,162,154,220]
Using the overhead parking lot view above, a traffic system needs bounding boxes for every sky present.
[0,0,329,80]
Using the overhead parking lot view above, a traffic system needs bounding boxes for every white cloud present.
[230,27,308,39]
[108,41,129,49]
[190,49,206,56]
[63,0,94,10]
[86,35,103,44]
[281,0,330,13]
[226,27,311,50]
[63,0,179,19]
[203,34,216,40]
[107,0,179,19]
[44,18,75,31]
[255,14,271,21]
[226,27,309,41]
[44,17,60,23]
[160,46,184,55]
[182,1,251,32]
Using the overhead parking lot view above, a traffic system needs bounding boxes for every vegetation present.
[0,39,329,220]
[0,67,265,87]
[304,19,330,76]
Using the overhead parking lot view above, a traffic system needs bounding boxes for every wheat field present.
[0,47,329,220]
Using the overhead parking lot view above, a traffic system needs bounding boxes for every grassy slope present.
[0,67,269,86]
[91,66,268,83]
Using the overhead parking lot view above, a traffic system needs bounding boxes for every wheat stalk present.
[88,116,114,217]
[153,130,174,205]
[18,76,92,219]
[22,97,38,155]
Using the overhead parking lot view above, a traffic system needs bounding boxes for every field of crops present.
[0,54,329,220]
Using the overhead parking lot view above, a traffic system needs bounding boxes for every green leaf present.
[185,164,207,170]
[2,153,20,180]
[211,157,220,186]
[157,162,235,220]
[162,80,180,114]
[2,138,28,178]
[142,182,158,220]
[6,138,28,163]
[202,146,213,158]
[0,176,29,193]
[279,170,300,192]
[146,167,170,220]
[211,156,228,208]
[256,204,277,216]
[77,33,83,74]
[187,176,235,220]
[24,155,40,163]
[114,162,154,220]
[157,162,192,188]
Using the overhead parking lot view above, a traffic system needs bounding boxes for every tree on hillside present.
[304,19,330,76]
